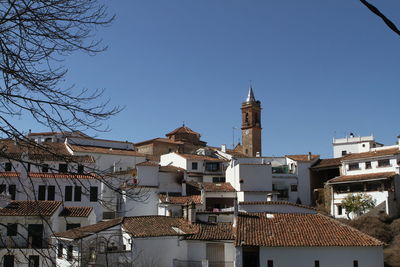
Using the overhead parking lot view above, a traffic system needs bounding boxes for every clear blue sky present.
[19,0,400,158]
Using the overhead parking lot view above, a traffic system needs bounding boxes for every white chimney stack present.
[221,144,227,153]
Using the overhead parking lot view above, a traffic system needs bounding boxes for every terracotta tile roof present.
[123,216,198,237]
[0,172,20,178]
[135,137,184,146]
[188,182,236,192]
[68,144,146,157]
[176,153,225,162]
[159,194,202,204]
[159,165,185,172]
[186,222,234,241]
[54,218,123,240]
[341,148,400,160]
[59,206,93,217]
[311,156,348,170]
[166,126,200,137]
[136,161,160,167]
[239,201,316,211]
[235,213,383,247]
[286,154,320,162]
[0,200,61,216]
[27,131,86,137]
[28,172,99,180]
[328,172,397,184]
[0,140,93,163]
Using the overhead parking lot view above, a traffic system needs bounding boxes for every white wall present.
[122,187,159,217]
[259,246,383,267]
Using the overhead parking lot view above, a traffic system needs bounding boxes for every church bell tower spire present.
[241,86,262,157]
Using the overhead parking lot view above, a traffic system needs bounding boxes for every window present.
[348,163,360,171]
[5,162,12,171]
[0,184,6,194]
[57,244,63,258]
[366,182,382,192]
[38,185,46,200]
[3,255,14,267]
[77,164,84,174]
[365,161,372,169]
[7,223,17,236]
[245,113,249,123]
[65,186,73,201]
[28,255,39,267]
[315,260,320,267]
[59,163,68,173]
[191,162,198,170]
[378,159,390,167]
[338,205,343,215]
[67,245,73,261]
[267,260,273,267]
[47,186,55,200]
[90,186,98,202]
[74,186,82,201]
[9,185,16,200]
[208,216,217,223]
[66,224,81,230]
[353,260,358,267]
[290,184,298,192]
[342,150,347,156]
[213,177,225,183]
[42,164,49,173]
[27,163,31,172]
[205,162,220,172]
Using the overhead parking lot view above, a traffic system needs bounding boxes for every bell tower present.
[241,87,262,157]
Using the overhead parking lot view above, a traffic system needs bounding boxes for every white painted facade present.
[332,135,382,158]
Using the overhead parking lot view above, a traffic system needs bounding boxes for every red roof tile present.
[239,201,316,211]
[54,218,123,239]
[341,148,400,160]
[0,172,20,178]
[28,172,99,179]
[166,126,200,137]
[159,165,185,172]
[123,216,198,237]
[187,222,234,240]
[59,206,93,217]
[0,200,61,216]
[68,144,146,157]
[176,153,226,162]
[135,138,184,146]
[159,194,202,204]
[235,213,383,247]
[328,172,397,184]
[136,161,160,166]
[286,154,319,162]
[188,182,236,192]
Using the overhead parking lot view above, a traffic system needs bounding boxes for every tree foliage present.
[341,193,376,219]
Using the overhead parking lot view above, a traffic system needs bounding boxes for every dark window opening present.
[47,186,55,200]
[9,185,16,200]
[74,186,82,201]
[348,163,360,171]
[338,205,343,215]
[65,186,73,201]
[212,177,226,183]
[66,224,81,230]
[67,245,73,261]
[7,223,17,236]
[57,244,63,258]
[378,159,390,167]
[342,150,347,156]
[27,163,31,172]
[365,161,372,169]
[290,184,298,192]
[59,163,68,173]
[315,260,320,267]
[28,255,39,267]
[77,165,84,174]
[353,260,358,267]
[3,255,15,267]
[245,113,249,123]
[90,186,98,202]
[0,184,6,194]
[5,162,12,172]
[191,162,198,170]
[38,185,46,200]
[267,260,273,267]
[205,162,220,172]
[42,164,49,173]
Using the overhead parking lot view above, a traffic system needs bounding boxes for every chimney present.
[200,187,205,205]
[233,198,238,228]
[221,144,227,153]
[307,152,312,161]
[188,202,196,224]
[182,180,187,196]
[397,135,400,146]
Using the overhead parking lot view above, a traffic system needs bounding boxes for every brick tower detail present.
[241,87,262,157]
